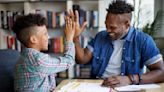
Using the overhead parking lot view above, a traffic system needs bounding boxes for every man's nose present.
[106,29,111,33]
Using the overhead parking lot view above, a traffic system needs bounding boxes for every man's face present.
[35,25,49,51]
[105,13,129,40]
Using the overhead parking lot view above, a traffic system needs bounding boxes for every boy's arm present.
[36,15,75,74]
[36,41,75,74]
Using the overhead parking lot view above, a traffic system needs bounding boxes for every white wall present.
[154,0,162,17]
[0,29,8,49]
[154,0,164,58]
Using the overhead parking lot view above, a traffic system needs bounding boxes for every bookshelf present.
[0,0,110,80]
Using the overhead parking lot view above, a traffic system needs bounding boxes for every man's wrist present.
[73,37,80,43]
[128,74,139,85]
[138,74,143,84]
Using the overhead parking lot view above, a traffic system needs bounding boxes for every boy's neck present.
[27,44,41,51]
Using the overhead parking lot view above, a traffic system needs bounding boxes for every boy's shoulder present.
[22,48,48,61]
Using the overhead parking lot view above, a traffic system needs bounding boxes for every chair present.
[0,49,20,92]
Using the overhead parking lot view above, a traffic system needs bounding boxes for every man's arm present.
[139,35,164,84]
[66,9,92,64]
[141,60,164,83]
[102,60,164,88]
[74,37,93,64]
[126,60,164,86]
[127,60,164,85]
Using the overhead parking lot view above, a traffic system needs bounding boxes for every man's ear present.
[125,20,130,29]
[29,35,38,44]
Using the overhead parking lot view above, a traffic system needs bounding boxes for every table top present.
[53,79,164,92]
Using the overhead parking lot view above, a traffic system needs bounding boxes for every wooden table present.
[53,79,113,92]
[53,79,164,92]
[144,83,164,92]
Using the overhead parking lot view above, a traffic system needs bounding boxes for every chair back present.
[0,49,20,92]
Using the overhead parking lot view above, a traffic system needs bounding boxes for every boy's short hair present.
[12,14,47,47]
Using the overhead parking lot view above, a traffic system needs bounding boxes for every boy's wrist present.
[66,37,73,42]
[65,41,74,47]
[65,41,74,44]
[66,39,73,42]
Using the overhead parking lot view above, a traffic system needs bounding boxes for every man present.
[69,0,164,87]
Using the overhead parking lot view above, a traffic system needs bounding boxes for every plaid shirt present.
[14,42,75,92]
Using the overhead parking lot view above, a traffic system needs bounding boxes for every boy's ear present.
[30,35,38,44]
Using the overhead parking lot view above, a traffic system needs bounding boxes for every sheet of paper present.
[57,82,111,92]
[115,84,160,91]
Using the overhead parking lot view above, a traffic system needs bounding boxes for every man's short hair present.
[106,0,134,14]
[12,14,47,47]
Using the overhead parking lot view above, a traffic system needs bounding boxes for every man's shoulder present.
[97,30,108,35]
[133,28,152,41]
[95,30,109,38]
[94,31,111,41]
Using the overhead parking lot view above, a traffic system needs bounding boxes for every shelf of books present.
[0,1,24,50]
[0,0,108,81]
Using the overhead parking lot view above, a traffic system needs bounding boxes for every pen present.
[109,88,112,92]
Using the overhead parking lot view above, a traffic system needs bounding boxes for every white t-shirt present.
[102,39,125,78]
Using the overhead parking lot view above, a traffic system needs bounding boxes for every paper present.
[57,82,111,92]
[115,84,160,91]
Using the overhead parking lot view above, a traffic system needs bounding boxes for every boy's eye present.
[44,32,48,35]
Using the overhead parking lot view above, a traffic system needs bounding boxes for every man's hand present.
[68,10,87,38]
[102,76,132,88]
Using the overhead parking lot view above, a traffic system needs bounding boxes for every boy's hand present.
[68,10,87,38]
[64,16,75,42]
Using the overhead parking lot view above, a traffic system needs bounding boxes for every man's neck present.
[120,27,130,39]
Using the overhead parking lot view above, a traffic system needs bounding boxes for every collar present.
[22,47,39,55]
[124,26,135,42]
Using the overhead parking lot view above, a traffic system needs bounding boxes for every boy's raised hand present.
[64,16,75,42]
[69,10,87,38]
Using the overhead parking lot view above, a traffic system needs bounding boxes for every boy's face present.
[34,25,49,51]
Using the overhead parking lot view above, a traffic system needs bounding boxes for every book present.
[115,84,160,91]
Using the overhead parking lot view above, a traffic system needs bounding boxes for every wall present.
[154,0,162,16]
[154,0,164,58]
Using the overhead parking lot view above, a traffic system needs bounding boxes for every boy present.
[13,14,75,92]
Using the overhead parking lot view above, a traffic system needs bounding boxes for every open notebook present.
[57,82,111,92]
[57,82,160,92]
